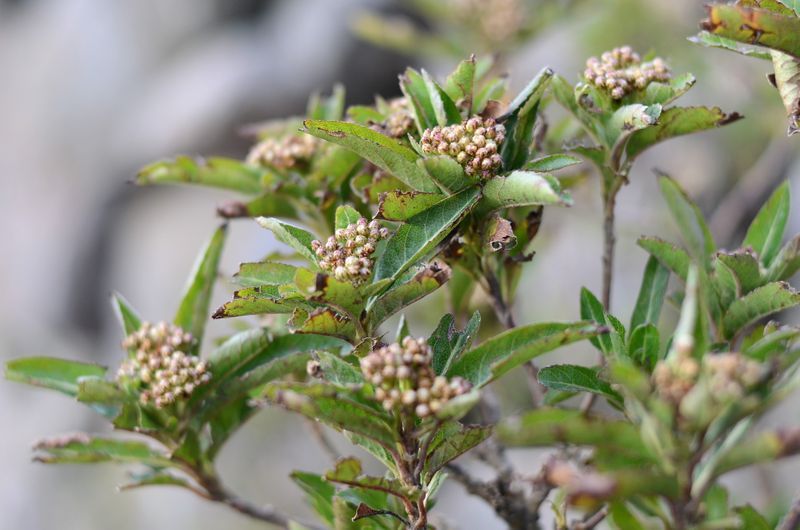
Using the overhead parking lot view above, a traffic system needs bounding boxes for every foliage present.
[693,0,800,135]
[6,4,800,530]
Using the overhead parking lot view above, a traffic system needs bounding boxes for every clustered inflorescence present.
[311,217,390,285]
[421,116,506,179]
[360,337,472,418]
[383,98,415,138]
[583,46,671,100]
[246,134,318,170]
[653,352,763,406]
[117,321,211,408]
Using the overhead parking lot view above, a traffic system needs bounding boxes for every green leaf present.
[608,502,646,530]
[265,383,397,450]
[628,324,660,370]
[335,205,363,231]
[481,171,572,210]
[303,120,437,193]
[448,321,606,387]
[289,308,357,342]
[33,435,172,467]
[292,471,335,527]
[524,154,581,172]
[294,269,365,318]
[627,106,741,162]
[702,4,800,58]
[343,432,397,473]
[401,68,438,133]
[136,156,263,194]
[658,174,715,265]
[174,224,227,351]
[6,357,106,397]
[368,263,450,328]
[743,180,790,266]
[722,282,800,338]
[422,69,461,126]
[737,506,772,530]
[377,190,444,221]
[76,377,127,418]
[637,236,690,281]
[537,364,622,406]
[498,408,653,462]
[256,217,319,266]
[771,50,800,136]
[580,288,624,357]
[119,470,195,492]
[717,249,763,294]
[419,156,477,194]
[711,429,800,478]
[639,73,697,106]
[713,258,740,316]
[332,497,358,530]
[766,234,800,281]
[212,286,311,318]
[603,103,662,158]
[374,187,480,282]
[630,256,670,333]
[316,351,363,386]
[326,457,420,502]
[499,67,553,170]
[689,31,773,60]
[432,390,480,422]
[233,261,298,287]
[430,311,481,375]
[111,292,142,337]
[203,355,311,453]
[217,192,298,220]
[669,265,711,358]
[424,424,492,476]
[307,83,346,121]
[207,329,347,390]
[743,324,800,360]
[473,76,509,116]
[444,56,475,106]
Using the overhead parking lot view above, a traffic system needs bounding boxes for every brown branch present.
[446,462,543,530]
[183,464,324,530]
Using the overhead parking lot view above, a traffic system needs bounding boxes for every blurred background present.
[1,0,799,528]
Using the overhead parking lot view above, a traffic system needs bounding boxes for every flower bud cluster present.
[360,337,472,419]
[652,353,699,405]
[653,352,763,406]
[384,98,414,138]
[311,218,390,285]
[117,321,211,408]
[421,116,506,179]
[246,134,318,170]
[703,353,763,400]
[583,46,671,100]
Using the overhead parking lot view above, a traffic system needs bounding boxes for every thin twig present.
[572,505,609,530]
[601,181,621,311]
[182,463,324,530]
[524,362,545,408]
[581,178,623,415]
